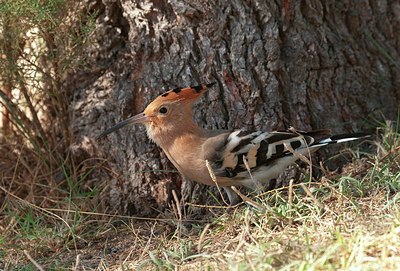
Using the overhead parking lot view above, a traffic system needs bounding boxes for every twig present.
[172,190,183,238]
[72,254,80,271]
[23,250,45,271]
[288,179,294,226]
[319,161,331,178]
[205,160,230,206]
[283,142,313,182]
[242,156,263,192]
[197,223,211,253]
[18,77,47,142]
[0,184,77,250]
[299,183,325,210]
[0,184,210,223]
[185,202,231,209]
[242,156,254,181]
[353,145,400,177]
[240,156,266,210]
[230,186,266,211]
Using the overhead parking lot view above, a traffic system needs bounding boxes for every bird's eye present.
[159,107,168,114]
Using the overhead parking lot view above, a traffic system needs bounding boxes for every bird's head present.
[98,82,216,140]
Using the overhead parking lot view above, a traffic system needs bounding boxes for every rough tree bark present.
[69,0,400,215]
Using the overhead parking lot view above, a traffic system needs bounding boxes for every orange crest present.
[152,82,216,104]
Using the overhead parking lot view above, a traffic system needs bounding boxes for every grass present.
[1,1,398,270]
[1,124,399,270]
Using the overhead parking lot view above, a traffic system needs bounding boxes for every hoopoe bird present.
[99,83,369,205]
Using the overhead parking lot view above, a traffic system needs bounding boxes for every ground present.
[1,131,399,270]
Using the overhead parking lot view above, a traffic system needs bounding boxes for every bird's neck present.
[145,119,206,175]
[146,119,205,151]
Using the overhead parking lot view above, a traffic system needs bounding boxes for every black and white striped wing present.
[206,130,317,180]
[202,129,369,190]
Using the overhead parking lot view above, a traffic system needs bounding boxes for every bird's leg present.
[241,178,265,195]
[180,175,194,204]
[223,186,241,206]
[251,179,265,193]
[264,178,277,191]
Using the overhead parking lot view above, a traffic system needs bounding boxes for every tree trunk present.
[69,0,400,215]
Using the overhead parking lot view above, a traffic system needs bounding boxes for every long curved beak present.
[97,112,150,138]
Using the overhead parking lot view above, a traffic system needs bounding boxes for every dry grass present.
[1,1,399,270]
[1,127,399,270]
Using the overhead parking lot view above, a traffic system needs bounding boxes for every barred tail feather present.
[313,133,370,148]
